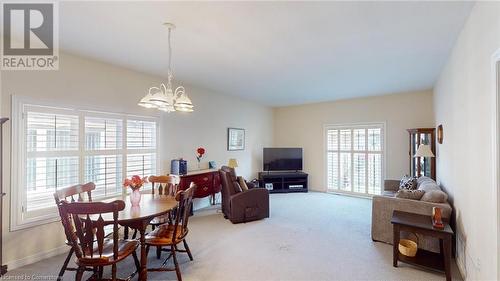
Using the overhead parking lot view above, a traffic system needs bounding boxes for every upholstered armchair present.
[219,166,269,223]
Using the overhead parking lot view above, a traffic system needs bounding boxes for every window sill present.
[10,213,60,232]
[10,193,131,232]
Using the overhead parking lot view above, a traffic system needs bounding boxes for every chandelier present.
[138,23,194,112]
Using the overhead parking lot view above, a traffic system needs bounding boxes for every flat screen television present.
[263,148,303,171]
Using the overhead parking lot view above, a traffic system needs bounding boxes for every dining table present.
[99,193,178,281]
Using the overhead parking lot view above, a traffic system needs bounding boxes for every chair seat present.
[150,215,169,226]
[145,225,186,246]
[77,239,139,266]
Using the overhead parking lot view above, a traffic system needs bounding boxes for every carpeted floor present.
[4,192,462,281]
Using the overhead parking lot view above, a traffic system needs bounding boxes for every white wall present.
[433,2,500,280]
[273,90,434,191]
[0,52,273,268]
[159,90,271,181]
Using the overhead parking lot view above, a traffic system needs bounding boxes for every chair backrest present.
[53,182,96,205]
[172,183,196,240]
[219,167,236,217]
[57,200,125,262]
[148,175,179,196]
[220,166,241,196]
[54,183,96,242]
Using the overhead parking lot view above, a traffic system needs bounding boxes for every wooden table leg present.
[443,236,452,281]
[124,226,129,239]
[393,224,399,267]
[139,227,147,281]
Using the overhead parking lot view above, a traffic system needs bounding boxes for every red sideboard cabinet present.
[178,169,221,204]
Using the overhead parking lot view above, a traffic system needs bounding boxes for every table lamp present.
[414,144,435,158]
[228,158,238,169]
[414,144,435,177]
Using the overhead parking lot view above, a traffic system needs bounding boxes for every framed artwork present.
[437,124,444,144]
[227,128,245,151]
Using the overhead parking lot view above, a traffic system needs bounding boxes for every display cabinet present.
[407,128,436,180]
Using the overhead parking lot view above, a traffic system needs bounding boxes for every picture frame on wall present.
[227,128,245,151]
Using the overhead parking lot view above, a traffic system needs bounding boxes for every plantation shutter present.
[326,124,384,195]
[25,107,80,211]
[84,117,124,197]
[126,120,157,178]
[127,120,156,149]
[14,99,160,229]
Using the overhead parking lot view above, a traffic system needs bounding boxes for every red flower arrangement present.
[123,175,147,191]
[196,147,206,162]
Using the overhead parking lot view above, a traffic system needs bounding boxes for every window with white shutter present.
[126,153,156,178]
[127,120,156,150]
[126,120,157,178]
[25,108,80,212]
[84,116,124,198]
[12,97,159,230]
[326,123,384,196]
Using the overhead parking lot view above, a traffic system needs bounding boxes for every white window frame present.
[323,122,386,197]
[11,96,160,231]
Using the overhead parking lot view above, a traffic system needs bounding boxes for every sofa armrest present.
[229,188,269,222]
[371,195,452,250]
[246,181,256,189]
[231,188,269,206]
[384,180,400,192]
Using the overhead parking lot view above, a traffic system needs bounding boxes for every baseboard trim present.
[6,245,68,271]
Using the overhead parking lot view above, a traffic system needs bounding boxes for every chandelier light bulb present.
[138,92,157,109]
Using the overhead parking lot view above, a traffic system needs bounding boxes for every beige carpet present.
[4,192,462,281]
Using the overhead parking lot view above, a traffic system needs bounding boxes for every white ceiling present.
[55,1,473,106]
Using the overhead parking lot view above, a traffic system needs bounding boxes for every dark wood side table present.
[391,211,454,281]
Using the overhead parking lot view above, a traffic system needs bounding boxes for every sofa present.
[371,176,452,253]
[219,166,270,224]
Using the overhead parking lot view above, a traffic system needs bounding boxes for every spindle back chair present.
[144,183,196,281]
[58,200,139,281]
[53,182,96,279]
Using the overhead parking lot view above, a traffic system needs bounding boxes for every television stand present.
[258,171,308,193]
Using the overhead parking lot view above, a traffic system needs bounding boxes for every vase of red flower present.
[123,175,147,206]
[196,147,206,170]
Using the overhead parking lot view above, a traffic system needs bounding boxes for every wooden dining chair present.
[53,182,99,280]
[125,175,180,238]
[57,200,140,281]
[149,175,180,197]
[125,175,180,258]
[150,175,180,226]
[144,183,196,281]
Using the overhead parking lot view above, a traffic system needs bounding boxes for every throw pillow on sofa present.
[421,190,448,203]
[399,175,417,190]
[395,189,425,200]
[233,180,243,193]
[237,176,249,191]
[417,176,436,186]
[415,176,448,203]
